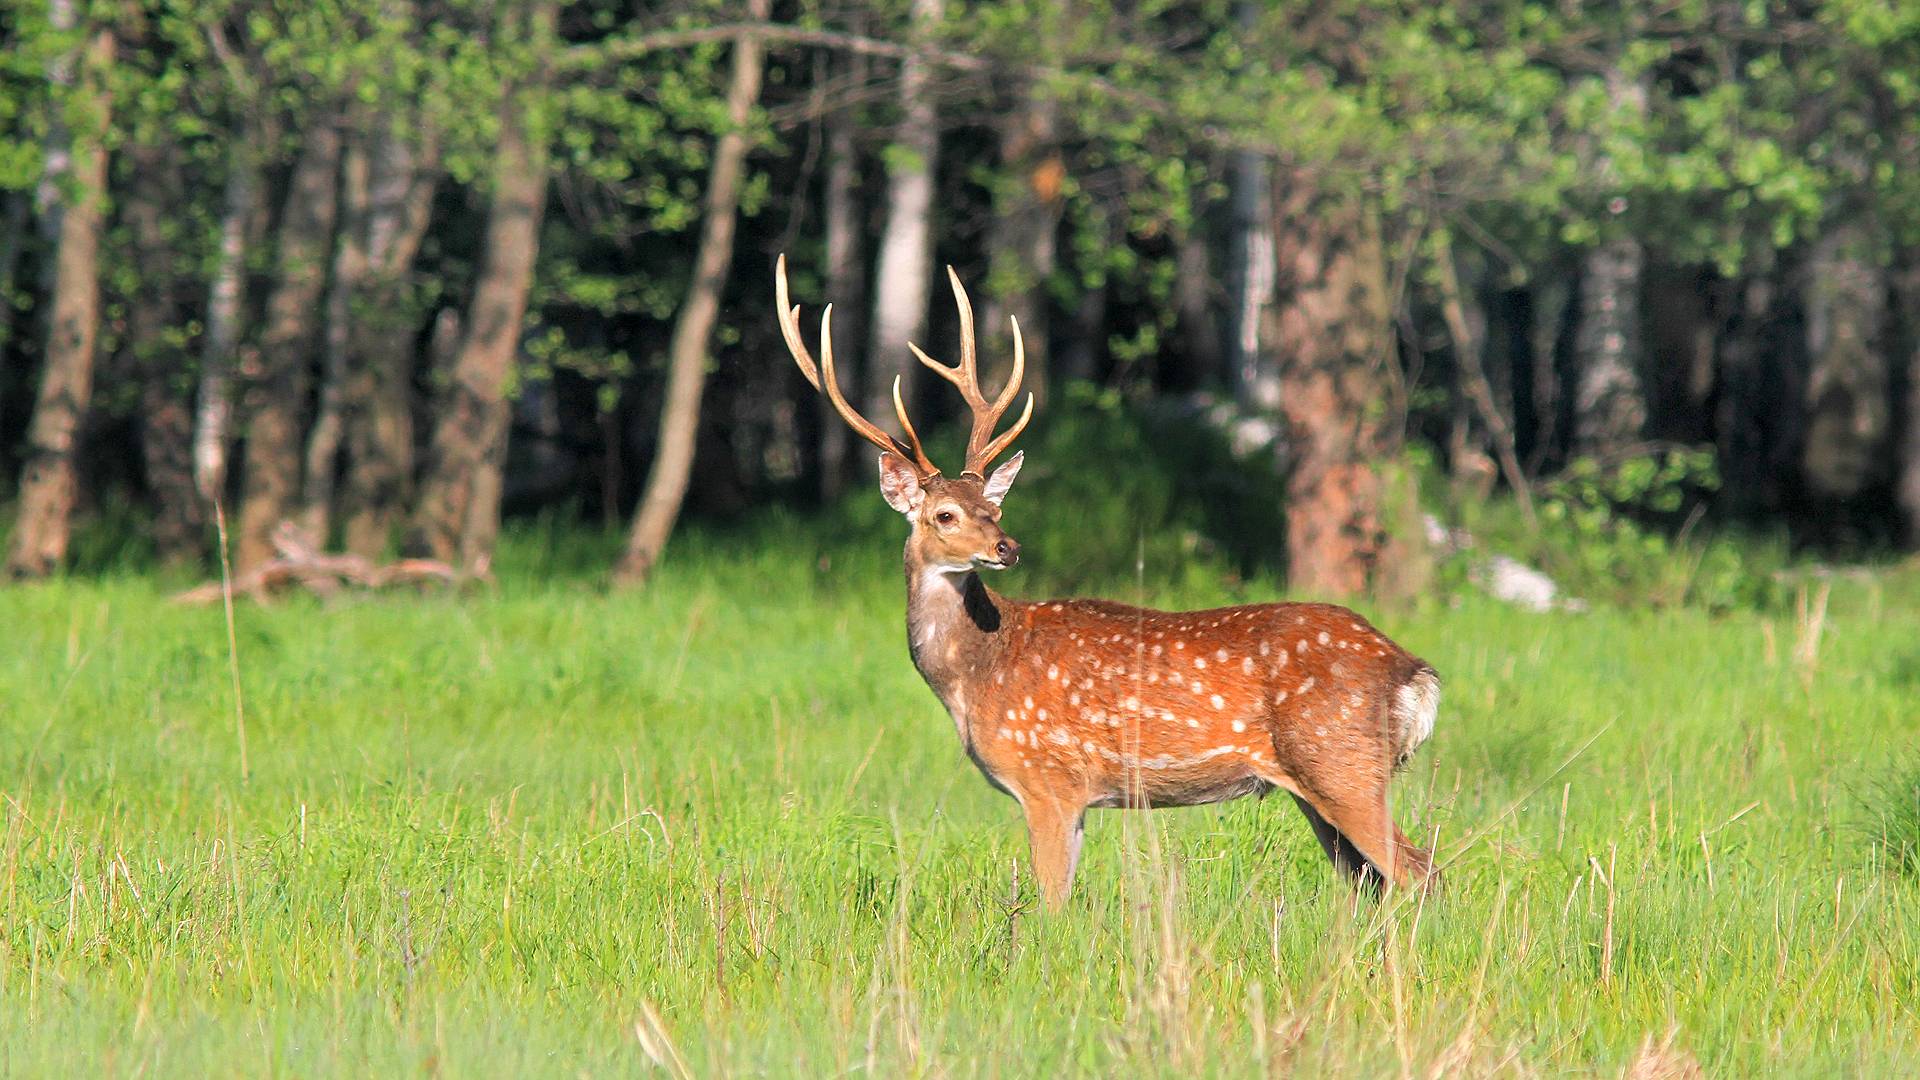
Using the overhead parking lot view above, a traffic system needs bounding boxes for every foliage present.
[1449,448,1789,612]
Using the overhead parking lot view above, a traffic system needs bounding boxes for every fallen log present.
[172,523,462,605]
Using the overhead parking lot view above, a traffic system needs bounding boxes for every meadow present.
[2,507,1919,1077]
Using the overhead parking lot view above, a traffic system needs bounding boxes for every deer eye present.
[934,509,956,526]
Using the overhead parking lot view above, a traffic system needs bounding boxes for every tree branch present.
[561,22,987,74]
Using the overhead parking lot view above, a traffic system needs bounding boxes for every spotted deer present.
[776,255,1440,908]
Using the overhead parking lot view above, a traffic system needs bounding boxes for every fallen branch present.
[172,523,461,605]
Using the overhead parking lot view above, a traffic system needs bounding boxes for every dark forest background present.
[3,0,1918,596]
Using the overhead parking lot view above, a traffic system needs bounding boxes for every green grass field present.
[2,520,1918,1077]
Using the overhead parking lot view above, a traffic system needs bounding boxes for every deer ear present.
[982,451,1023,506]
[877,452,925,516]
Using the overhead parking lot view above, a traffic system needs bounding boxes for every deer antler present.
[776,254,939,476]
[907,267,1034,478]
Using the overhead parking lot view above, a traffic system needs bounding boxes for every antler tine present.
[949,266,977,387]
[890,375,939,476]
[774,254,822,392]
[997,313,1026,416]
[776,254,938,475]
[972,314,1031,467]
[907,269,1032,477]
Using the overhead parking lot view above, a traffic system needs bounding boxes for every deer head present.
[776,254,1033,576]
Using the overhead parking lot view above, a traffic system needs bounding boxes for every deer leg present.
[1022,798,1085,910]
[1289,794,1383,893]
[1292,785,1428,891]
[1390,821,1437,886]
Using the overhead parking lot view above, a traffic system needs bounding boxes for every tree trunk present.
[5,23,113,579]
[1057,218,1110,385]
[1267,172,1401,599]
[234,120,345,572]
[297,135,372,546]
[1894,260,1920,546]
[1715,270,1795,517]
[615,0,770,584]
[122,140,205,565]
[1227,150,1276,408]
[1571,233,1647,459]
[1800,216,1890,501]
[1435,235,1534,525]
[1226,2,1277,409]
[1174,225,1220,391]
[192,140,257,504]
[817,51,866,504]
[408,0,554,571]
[982,87,1062,408]
[340,124,439,557]
[862,0,941,423]
[1570,68,1649,461]
[1642,260,1717,444]
[1521,268,1570,474]
[0,191,27,362]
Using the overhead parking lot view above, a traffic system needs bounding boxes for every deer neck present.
[903,556,1011,715]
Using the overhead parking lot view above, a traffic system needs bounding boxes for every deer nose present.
[995,537,1020,566]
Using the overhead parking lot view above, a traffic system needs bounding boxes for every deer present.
[775,254,1441,909]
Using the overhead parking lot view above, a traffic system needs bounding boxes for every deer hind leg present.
[1289,794,1384,893]
[1390,821,1436,884]
[1292,782,1434,893]
[1021,797,1086,910]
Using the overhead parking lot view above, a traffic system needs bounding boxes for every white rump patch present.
[1391,668,1441,765]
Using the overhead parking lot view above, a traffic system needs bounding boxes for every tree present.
[338,117,439,557]
[1569,66,1650,461]
[862,0,942,423]
[190,137,257,507]
[1268,177,1399,597]
[120,137,205,565]
[1897,262,1920,544]
[982,83,1063,408]
[1800,214,1890,505]
[234,118,344,572]
[6,9,113,579]
[816,49,866,503]
[408,0,555,572]
[615,0,771,584]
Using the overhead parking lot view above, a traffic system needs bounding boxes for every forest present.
[2,0,1917,589]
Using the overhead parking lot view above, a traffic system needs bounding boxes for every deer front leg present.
[1021,797,1085,910]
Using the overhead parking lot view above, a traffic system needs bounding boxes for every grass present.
[2,512,1919,1077]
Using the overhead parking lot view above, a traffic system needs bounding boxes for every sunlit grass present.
[2,518,1917,1076]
